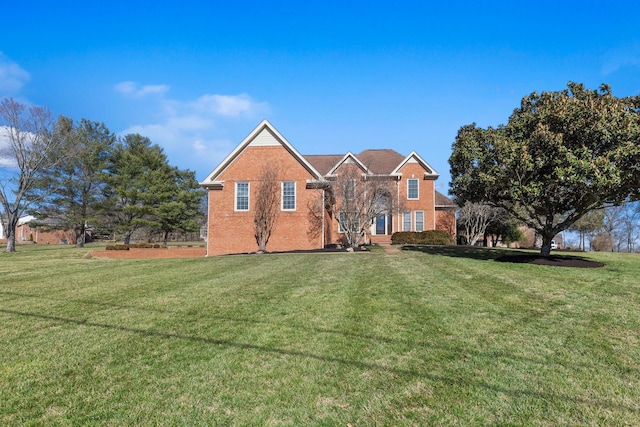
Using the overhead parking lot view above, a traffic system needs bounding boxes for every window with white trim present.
[235,182,249,211]
[415,210,424,232]
[282,181,296,210]
[402,211,412,231]
[407,178,419,200]
[344,178,356,200]
[339,212,360,233]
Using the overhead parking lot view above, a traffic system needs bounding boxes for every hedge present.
[390,230,453,245]
[105,243,165,250]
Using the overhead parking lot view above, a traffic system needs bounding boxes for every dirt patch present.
[495,254,605,268]
[91,247,206,259]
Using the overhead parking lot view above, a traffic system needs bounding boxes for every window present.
[415,211,424,232]
[282,181,296,210]
[407,179,419,200]
[339,212,360,233]
[402,211,412,231]
[344,179,356,200]
[235,182,249,211]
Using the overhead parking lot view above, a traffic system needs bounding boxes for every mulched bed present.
[91,245,370,259]
[495,253,605,268]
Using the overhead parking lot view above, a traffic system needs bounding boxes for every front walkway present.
[377,242,401,254]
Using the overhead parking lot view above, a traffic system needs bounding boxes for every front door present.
[376,215,385,235]
[374,214,392,235]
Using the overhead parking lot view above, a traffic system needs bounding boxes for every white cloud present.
[115,82,270,178]
[602,43,640,75]
[0,52,30,95]
[0,126,17,168]
[192,94,267,117]
[114,81,170,98]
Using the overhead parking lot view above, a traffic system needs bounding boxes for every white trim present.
[391,151,440,178]
[200,120,325,185]
[407,178,419,200]
[415,210,425,232]
[281,181,296,211]
[327,152,371,176]
[235,181,250,211]
[402,211,412,231]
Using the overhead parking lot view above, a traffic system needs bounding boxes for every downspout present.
[433,184,436,230]
[396,178,400,232]
[205,189,210,257]
[321,189,325,249]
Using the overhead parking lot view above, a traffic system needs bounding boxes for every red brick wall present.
[207,145,323,255]
[15,224,74,245]
[436,209,457,238]
[397,163,436,231]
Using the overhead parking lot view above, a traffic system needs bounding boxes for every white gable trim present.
[391,151,440,178]
[326,152,371,176]
[200,119,325,186]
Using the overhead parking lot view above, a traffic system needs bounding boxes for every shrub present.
[105,244,130,251]
[391,230,453,245]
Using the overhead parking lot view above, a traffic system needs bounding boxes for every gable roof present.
[325,152,370,176]
[356,149,406,174]
[200,119,324,187]
[391,151,440,178]
[304,154,345,176]
[306,149,439,178]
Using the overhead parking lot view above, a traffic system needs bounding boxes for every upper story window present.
[344,178,356,200]
[235,182,249,211]
[282,181,296,210]
[407,179,419,200]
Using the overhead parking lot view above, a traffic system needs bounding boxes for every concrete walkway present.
[377,242,401,254]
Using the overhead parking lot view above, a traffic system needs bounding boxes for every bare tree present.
[458,202,499,246]
[323,163,401,248]
[601,204,624,252]
[568,208,605,251]
[617,202,640,253]
[0,98,63,252]
[436,210,457,238]
[253,164,280,253]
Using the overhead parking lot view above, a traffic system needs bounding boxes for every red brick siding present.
[16,224,74,245]
[397,163,436,231]
[207,145,323,255]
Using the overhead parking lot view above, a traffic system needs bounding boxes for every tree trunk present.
[540,234,553,257]
[5,217,18,252]
[75,225,86,248]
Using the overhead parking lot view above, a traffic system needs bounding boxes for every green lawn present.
[1,244,639,426]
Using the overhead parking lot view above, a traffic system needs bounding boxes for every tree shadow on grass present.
[401,245,605,268]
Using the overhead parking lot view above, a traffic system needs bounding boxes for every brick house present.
[0,215,76,245]
[200,120,456,255]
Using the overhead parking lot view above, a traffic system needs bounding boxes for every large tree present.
[105,133,203,244]
[105,134,174,243]
[450,83,640,256]
[0,98,64,252]
[30,117,116,247]
[154,167,205,244]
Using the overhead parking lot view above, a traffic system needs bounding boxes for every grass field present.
[1,244,639,425]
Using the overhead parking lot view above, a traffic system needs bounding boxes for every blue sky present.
[2,0,640,191]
